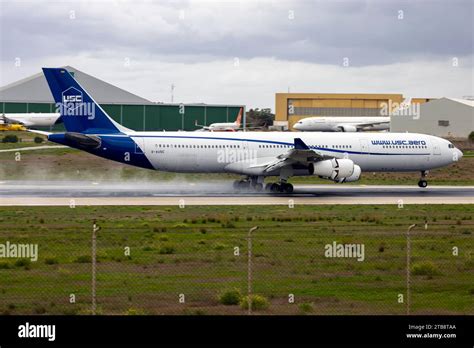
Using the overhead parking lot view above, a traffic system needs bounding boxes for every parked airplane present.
[1,113,61,127]
[195,108,242,131]
[36,68,462,193]
[293,116,390,132]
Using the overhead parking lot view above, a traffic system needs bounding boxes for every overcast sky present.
[1,0,473,110]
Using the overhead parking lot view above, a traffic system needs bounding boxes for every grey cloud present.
[0,0,472,66]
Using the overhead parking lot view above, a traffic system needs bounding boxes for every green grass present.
[0,205,472,315]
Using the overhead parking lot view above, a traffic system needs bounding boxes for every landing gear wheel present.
[234,180,250,190]
[418,180,428,188]
[265,183,273,192]
[238,181,250,190]
[281,183,294,193]
[254,183,263,192]
[270,183,281,193]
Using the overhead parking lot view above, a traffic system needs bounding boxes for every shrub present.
[33,305,47,314]
[14,258,31,269]
[44,258,59,265]
[299,303,313,313]
[74,255,92,263]
[158,245,176,254]
[222,221,236,229]
[213,243,226,251]
[2,134,18,143]
[240,294,269,311]
[219,289,242,305]
[0,262,11,269]
[125,308,145,315]
[411,261,441,276]
[34,136,44,144]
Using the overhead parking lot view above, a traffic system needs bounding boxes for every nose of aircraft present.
[293,122,302,130]
[456,148,463,160]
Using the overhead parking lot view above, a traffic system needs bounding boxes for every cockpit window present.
[448,143,454,148]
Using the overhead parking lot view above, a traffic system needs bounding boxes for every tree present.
[245,108,274,128]
[469,131,474,142]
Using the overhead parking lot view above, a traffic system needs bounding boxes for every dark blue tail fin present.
[43,68,126,134]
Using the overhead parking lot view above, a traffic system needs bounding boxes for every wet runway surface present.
[0,181,473,205]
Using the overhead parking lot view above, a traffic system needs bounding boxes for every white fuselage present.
[2,113,61,127]
[127,131,460,175]
[293,116,390,132]
[207,122,240,131]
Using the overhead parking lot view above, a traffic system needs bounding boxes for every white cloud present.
[2,52,472,110]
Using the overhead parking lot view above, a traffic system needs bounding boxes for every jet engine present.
[310,158,355,181]
[335,164,361,183]
[337,125,358,132]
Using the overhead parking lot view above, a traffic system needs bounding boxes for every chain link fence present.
[0,205,472,315]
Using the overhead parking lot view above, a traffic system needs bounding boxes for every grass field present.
[0,205,472,315]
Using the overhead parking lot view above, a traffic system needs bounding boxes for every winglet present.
[294,138,310,150]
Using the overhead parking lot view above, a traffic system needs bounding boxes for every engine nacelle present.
[337,125,358,132]
[311,158,355,181]
[335,164,361,183]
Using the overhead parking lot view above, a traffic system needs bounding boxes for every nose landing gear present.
[418,170,428,188]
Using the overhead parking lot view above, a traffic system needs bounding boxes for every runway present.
[0,180,473,205]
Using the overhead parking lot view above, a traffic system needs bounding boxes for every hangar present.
[275,93,404,130]
[390,98,474,139]
[0,66,244,131]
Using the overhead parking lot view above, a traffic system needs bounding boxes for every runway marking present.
[0,145,67,153]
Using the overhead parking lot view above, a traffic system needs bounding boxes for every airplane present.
[195,108,242,131]
[35,68,463,193]
[1,113,61,127]
[293,116,390,132]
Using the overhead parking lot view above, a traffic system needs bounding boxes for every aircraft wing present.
[249,138,332,173]
[355,121,390,129]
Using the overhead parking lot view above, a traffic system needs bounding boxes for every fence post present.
[247,226,258,315]
[406,224,416,315]
[92,222,100,315]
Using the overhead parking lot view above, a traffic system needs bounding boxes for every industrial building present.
[275,93,404,130]
[0,66,244,131]
[391,98,474,139]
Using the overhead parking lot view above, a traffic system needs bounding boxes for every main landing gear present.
[265,182,294,193]
[233,176,293,193]
[233,176,264,192]
[418,170,428,188]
